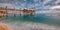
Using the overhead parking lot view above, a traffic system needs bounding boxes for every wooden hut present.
[23,9,35,15]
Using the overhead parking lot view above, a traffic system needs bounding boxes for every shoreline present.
[0,20,60,30]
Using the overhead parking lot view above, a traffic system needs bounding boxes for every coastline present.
[0,20,60,30]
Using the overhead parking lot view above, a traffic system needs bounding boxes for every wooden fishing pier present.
[0,6,35,17]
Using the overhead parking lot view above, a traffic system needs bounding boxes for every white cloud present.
[0,3,15,7]
[43,0,51,4]
[55,0,60,5]
[50,5,60,9]
[35,3,39,6]
[27,4,35,8]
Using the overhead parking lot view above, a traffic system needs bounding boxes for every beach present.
[0,20,60,30]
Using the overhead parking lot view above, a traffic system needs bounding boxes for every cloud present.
[0,3,15,8]
[0,0,60,10]
[33,0,39,2]
[50,5,60,9]
[43,0,50,4]
[24,0,27,1]
[55,0,60,5]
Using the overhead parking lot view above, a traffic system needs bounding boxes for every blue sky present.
[0,0,60,10]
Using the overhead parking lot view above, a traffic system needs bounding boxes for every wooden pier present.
[0,6,35,17]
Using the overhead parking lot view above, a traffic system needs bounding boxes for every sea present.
[0,13,60,30]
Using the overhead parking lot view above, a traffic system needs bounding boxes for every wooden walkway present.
[0,6,35,16]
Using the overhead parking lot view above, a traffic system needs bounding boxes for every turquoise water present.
[1,14,60,26]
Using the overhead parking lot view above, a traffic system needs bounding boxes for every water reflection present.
[0,14,60,30]
[0,14,60,26]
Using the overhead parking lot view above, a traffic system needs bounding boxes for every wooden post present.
[6,6,8,17]
[14,8,16,17]
[20,8,21,16]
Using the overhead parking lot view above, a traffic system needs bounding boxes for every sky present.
[0,0,60,10]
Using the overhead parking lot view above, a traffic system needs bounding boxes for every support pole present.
[6,6,8,17]
[14,8,16,17]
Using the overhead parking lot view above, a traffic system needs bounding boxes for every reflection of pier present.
[0,6,35,17]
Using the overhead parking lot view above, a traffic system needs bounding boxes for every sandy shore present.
[0,21,60,30]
